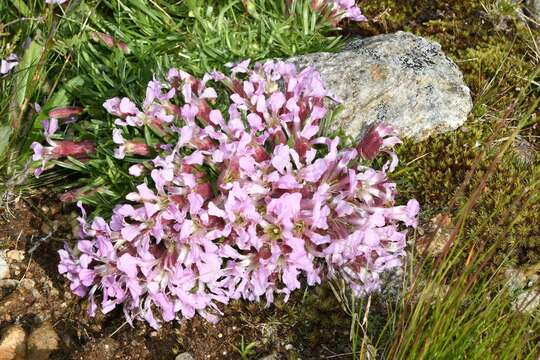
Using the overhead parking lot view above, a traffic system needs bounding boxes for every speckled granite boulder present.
[526,0,540,21]
[291,31,473,141]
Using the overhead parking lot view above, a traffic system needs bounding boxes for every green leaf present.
[9,39,45,130]
[8,0,31,17]
[55,157,88,172]
[0,127,13,158]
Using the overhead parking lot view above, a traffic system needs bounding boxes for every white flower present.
[0,54,19,75]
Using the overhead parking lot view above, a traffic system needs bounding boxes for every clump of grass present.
[0,1,60,207]
[344,80,540,359]
[330,2,540,357]
[388,5,540,265]
[1,0,347,207]
[41,0,346,115]
[395,114,539,266]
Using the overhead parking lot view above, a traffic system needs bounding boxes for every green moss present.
[352,0,540,267]
[395,119,539,266]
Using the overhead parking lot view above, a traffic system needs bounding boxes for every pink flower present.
[50,140,95,159]
[103,97,139,118]
[129,164,145,177]
[91,32,131,54]
[51,59,417,329]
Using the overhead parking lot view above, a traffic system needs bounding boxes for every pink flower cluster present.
[57,59,418,329]
[286,0,367,23]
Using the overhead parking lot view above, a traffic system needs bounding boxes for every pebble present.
[50,204,61,216]
[40,223,51,234]
[0,325,27,360]
[0,280,19,288]
[49,287,60,297]
[0,257,8,280]
[175,353,195,360]
[5,250,24,262]
[20,279,35,290]
[27,322,60,360]
[259,354,279,360]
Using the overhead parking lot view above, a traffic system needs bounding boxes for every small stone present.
[514,290,540,314]
[0,257,8,280]
[513,137,537,165]
[27,322,60,360]
[259,354,279,360]
[505,269,540,314]
[506,269,527,291]
[0,280,19,288]
[5,251,24,262]
[49,287,60,297]
[19,279,35,290]
[526,0,540,21]
[40,223,51,234]
[175,353,195,360]
[49,204,61,216]
[415,213,453,257]
[35,313,50,323]
[284,344,293,351]
[0,325,27,360]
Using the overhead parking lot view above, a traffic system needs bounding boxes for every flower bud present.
[193,137,216,151]
[272,129,287,145]
[253,145,270,162]
[51,140,96,159]
[48,106,83,119]
[125,140,150,157]
[91,32,131,54]
[294,138,310,159]
[357,128,383,161]
[195,183,213,200]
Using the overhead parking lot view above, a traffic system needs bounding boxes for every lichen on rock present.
[291,31,473,141]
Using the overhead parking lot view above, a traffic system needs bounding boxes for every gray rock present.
[290,31,472,141]
[505,268,540,314]
[175,353,195,360]
[526,0,540,21]
[27,322,60,360]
